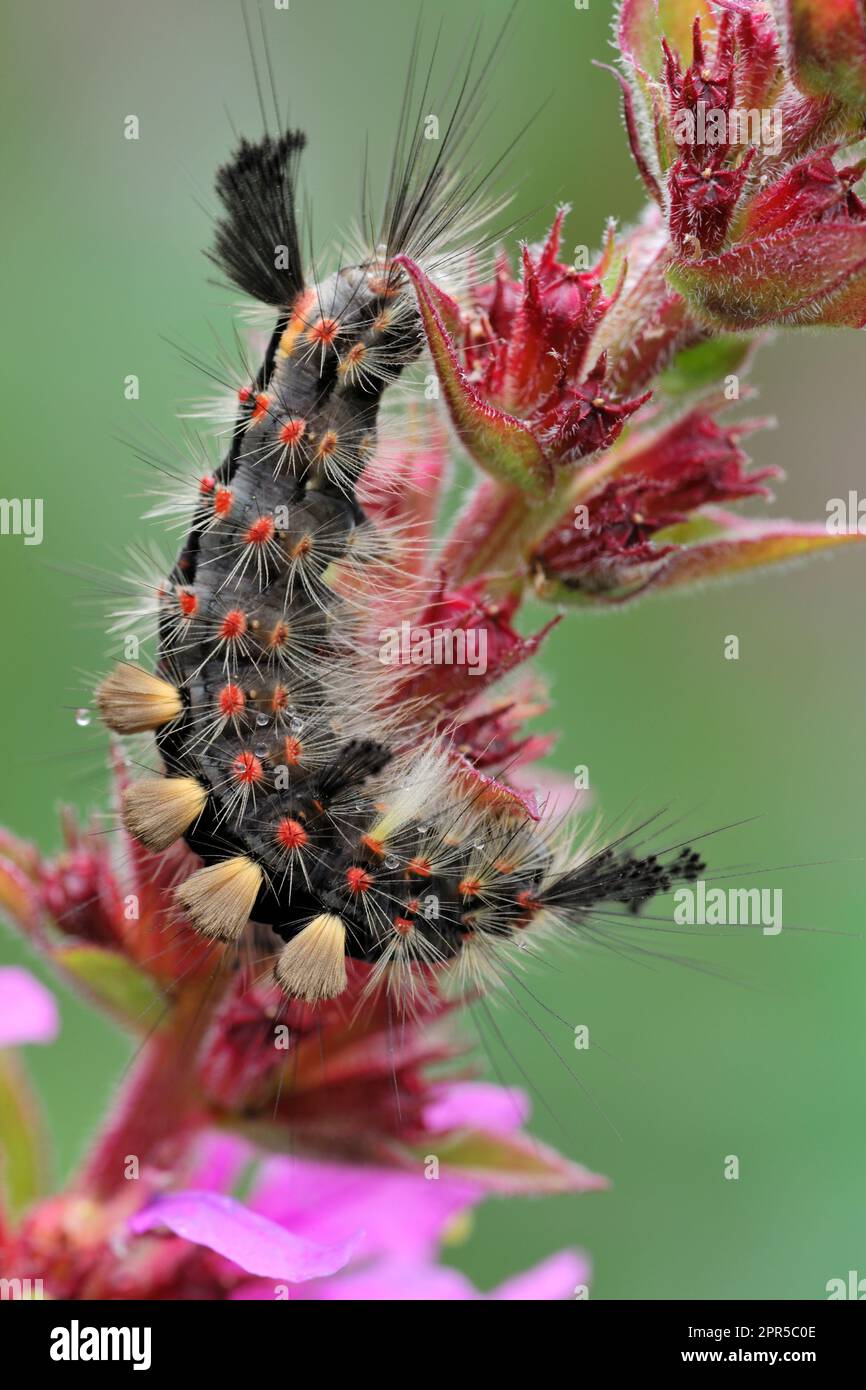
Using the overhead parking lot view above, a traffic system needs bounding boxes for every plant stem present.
[74,986,224,1200]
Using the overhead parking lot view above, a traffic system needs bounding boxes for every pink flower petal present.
[491,1250,590,1301]
[291,1259,480,1300]
[516,770,592,825]
[0,966,59,1047]
[423,1082,530,1136]
[129,1190,361,1282]
[187,1134,253,1192]
[288,1250,589,1301]
[249,1157,480,1260]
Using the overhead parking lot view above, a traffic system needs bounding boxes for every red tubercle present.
[220,610,247,641]
[361,834,385,859]
[218,684,245,718]
[279,418,307,446]
[406,857,432,878]
[341,342,367,373]
[270,684,289,713]
[214,487,234,518]
[457,877,482,898]
[232,751,264,785]
[238,385,252,404]
[199,474,216,496]
[315,429,339,460]
[245,516,276,546]
[290,535,312,561]
[367,267,399,298]
[251,392,271,423]
[393,917,414,936]
[177,588,198,618]
[307,316,340,346]
[345,866,373,895]
[515,889,543,923]
[282,735,303,765]
[267,620,290,649]
[276,818,308,851]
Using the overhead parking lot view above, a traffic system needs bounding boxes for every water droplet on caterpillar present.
[289,715,304,735]
[255,713,270,728]
[75,708,92,728]
[384,855,400,870]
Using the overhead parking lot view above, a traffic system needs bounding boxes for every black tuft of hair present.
[207,130,306,305]
[544,846,706,918]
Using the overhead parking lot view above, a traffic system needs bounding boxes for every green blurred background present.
[2,0,864,1299]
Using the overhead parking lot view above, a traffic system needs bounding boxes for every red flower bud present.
[531,408,782,602]
[780,0,866,110]
[744,148,866,239]
[532,354,652,464]
[669,147,755,254]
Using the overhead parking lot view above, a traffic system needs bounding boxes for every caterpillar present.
[95,27,706,1008]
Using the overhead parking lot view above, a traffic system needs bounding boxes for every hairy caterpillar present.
[95,30,706,1009]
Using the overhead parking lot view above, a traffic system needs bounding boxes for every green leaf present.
[0,1051,50,1215]
[535,511,864,607]
[649,512,866,592]
[53,945,166,1031]
[659,336,755,398]
[782,0,866,108]
[395,256,551,498]
[618,0,715,77]
[667,226,866,329]
[401,1128,609,1195]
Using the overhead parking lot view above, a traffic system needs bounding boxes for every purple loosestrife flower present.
[127,1130,591,1301]
[0,968,59,1049]
[0,786,602,1299]
[0,968,59,1226]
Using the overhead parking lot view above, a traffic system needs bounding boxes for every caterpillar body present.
[96,96,704,1007]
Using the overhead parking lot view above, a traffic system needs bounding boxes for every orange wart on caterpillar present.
[88,2,865,1010]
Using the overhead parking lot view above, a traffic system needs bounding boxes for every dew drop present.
[289,716,304,735]
[256,713,270,728]
[384,855,400,870]
[253,744,269,758]
[75,708,92,728]
[472,839,485,851]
